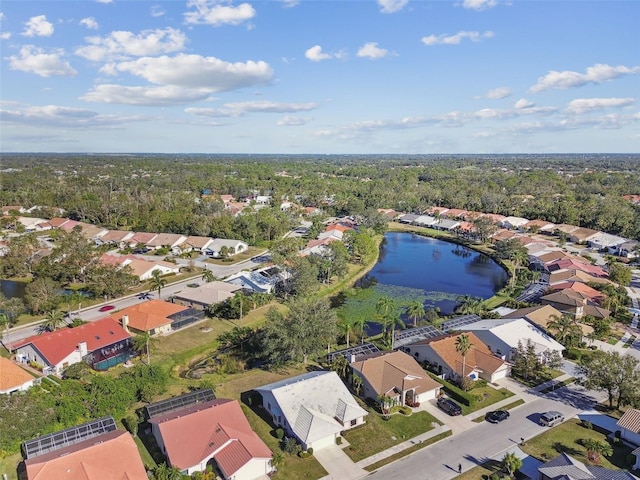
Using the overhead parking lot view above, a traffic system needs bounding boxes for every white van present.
[539,411,564,427]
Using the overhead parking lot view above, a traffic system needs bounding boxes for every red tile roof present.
[25,429,147,480]
[14,318,130,366]
[0,357,35,391]
[547,259,608,277]
[150,399,272,475]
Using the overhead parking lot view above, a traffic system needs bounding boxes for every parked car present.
[186,283,200,288]
[485,410,510,423]
[99,305,115,312]
[437,397,462,416]
[539,411,564,427]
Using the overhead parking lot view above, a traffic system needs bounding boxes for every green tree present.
[582,438,613,464]
[337,316,357,348]
[269,452,284,471]
[406,300,426,327]
[201,269,216,283]
[455,334,473,382]
[25,277,60,314]
[330,354,349,379]
[547,314,582,347]
[262,297,337,365]
[376,296,396,318]
[352,374,363,396]
[149,269,167,299]
[608,262,632,286]
[501,451,522,477]
[131,332,156,365]
[512,340,542,380]
[41,309,67,332]
[151,463,184,480]
[578,350,640,409]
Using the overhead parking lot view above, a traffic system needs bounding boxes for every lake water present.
[355,232,508,316]
[0,279,27,300]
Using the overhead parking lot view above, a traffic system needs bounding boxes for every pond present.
[0,279,28,300]
[337,232,508,331]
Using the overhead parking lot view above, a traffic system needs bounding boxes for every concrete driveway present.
[315,444,368,480]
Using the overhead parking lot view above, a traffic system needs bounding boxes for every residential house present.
[225,267,282,293]
[220,194,235,204]
[451,318,564,362]
[48,217,73,229]
[205,238,248,258]
[480,213,507,225]
[568,227,600,244]
[548,281,606,303]
[398,213,420,224]
[401,332,510,383]
[16,217,50,232]
[125,231,158,248]
[1,205,25,215]
[23,420,147,480]
[548,268,612,286]
[413,215,437,227]
[617,408,640,447]
[538,452,638,480]
[100,253,181,281]
[540,290,610,320]
[554,224,581,236]
[441,208,469,219]
[149,397,274,478]
[145,233,188,253]
[181,235,214,253]
[254,371,368,451]
[502,304,565,331]
[13,317,133,375]
[97,229,135,247]
[546,258,608,278]
[622,195,640,205]
[529,250,570,271]
[172,281,242,310]
[523,219,556,232]
[428,206,450,216]
[432,218,461,231]
[349,350,442,406]
[490,229,519,243]
[501,216,530,229]
[0,357,37,394]
[618,240,639,259]
[114,300,190,336]
[587,232,627,252]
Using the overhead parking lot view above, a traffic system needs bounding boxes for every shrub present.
[336,437,342,445]
[581,420,593,430]
[307,447,313,455]
[428,373,475,406]
[282,437,301,456]
[275,428,285,440]
[299,451,310,458]
[123,415,138,436]
[399,406,412,415]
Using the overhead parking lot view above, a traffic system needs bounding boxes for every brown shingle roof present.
[618,409,640,434]
[350,351,441,397]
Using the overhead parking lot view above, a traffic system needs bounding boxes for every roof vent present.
[95,335,100,340]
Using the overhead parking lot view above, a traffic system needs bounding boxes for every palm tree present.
[376,296,396,318]
[132,332,155,365]
[455,333,474,380]
[149,269,167,299]
[406,300,426,327]
[455,295,485,315]
[548,314,582,346]
[352,374,363,396]
[270,452,284,471]
[42,310,67,333]
[337,317,357,347]
[582,438,613,464]
[501,451,522,477]
[151,463,183,480]
[330,354,349,379]
[201,269,216,283]
[353,316,367,344]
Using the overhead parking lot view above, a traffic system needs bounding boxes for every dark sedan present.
[485,410,510,423]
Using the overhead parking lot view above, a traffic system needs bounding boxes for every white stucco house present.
[254,371,368,451]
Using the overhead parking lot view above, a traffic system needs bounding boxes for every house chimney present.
[349,354,356,364]
[77,342,88,356]
[121,315,129,332]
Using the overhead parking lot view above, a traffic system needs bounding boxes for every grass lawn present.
[0,452,21,480]
[512,369,565,389]
[520,418,633,470]
[460,386,514,415]
[454,459,503,480]
[342,408,441,462]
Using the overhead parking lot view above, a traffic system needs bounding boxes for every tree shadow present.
[552,441,582,457]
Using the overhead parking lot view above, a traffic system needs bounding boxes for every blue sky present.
[1,0,638,154]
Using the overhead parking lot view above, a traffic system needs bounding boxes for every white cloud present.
[0,104,142,128]
[566,97,635,115]
[514,98,534,109]
[80,17,99,30]
[278,115,311,126]
[151,5,165,17]
[461,0,498,10]
[378,0,409,13]
[186,100,318,117]
[530,63,640,93]
[22,15,54,37]
[96,0,113,4]
[357,42,389,59]
[0,12,5,20]
[75,27,187,62]
[422,30,494,46]
[305,45,345,62]
[0,32,10,40]
[480,86,511,99]
[81,84,213,105]
[280,0,299,7]
[110,54,273,91]
[8,45,77,77]
[184,0,255,26]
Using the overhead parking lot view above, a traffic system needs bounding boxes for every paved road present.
[365,384,605,480]
[2,253,270,347]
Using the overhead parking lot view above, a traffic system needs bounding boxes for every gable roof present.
[128,232,157,244]
[14,318,130,366]
[150,398,271,474]
[412,332,508,377]
[502,304,564,329]
[146,233,186,247]
[184,235,214,249]
[100,230,134,243]
[349,350,442,397]
[112,300,188,332]
[24,429,147,480]
[538,452,638,480]
[547,259,608,277]
[549,282,606,302]
[255,371,367,445]
[548,269,612,285]
[0,357,35,391]
[617,408,640,434]
[172,281,242,305]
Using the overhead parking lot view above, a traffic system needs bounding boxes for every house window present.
[267,402,271,411]
[351,419,357,426]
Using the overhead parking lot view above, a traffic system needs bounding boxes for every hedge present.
[427,372,476,407]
